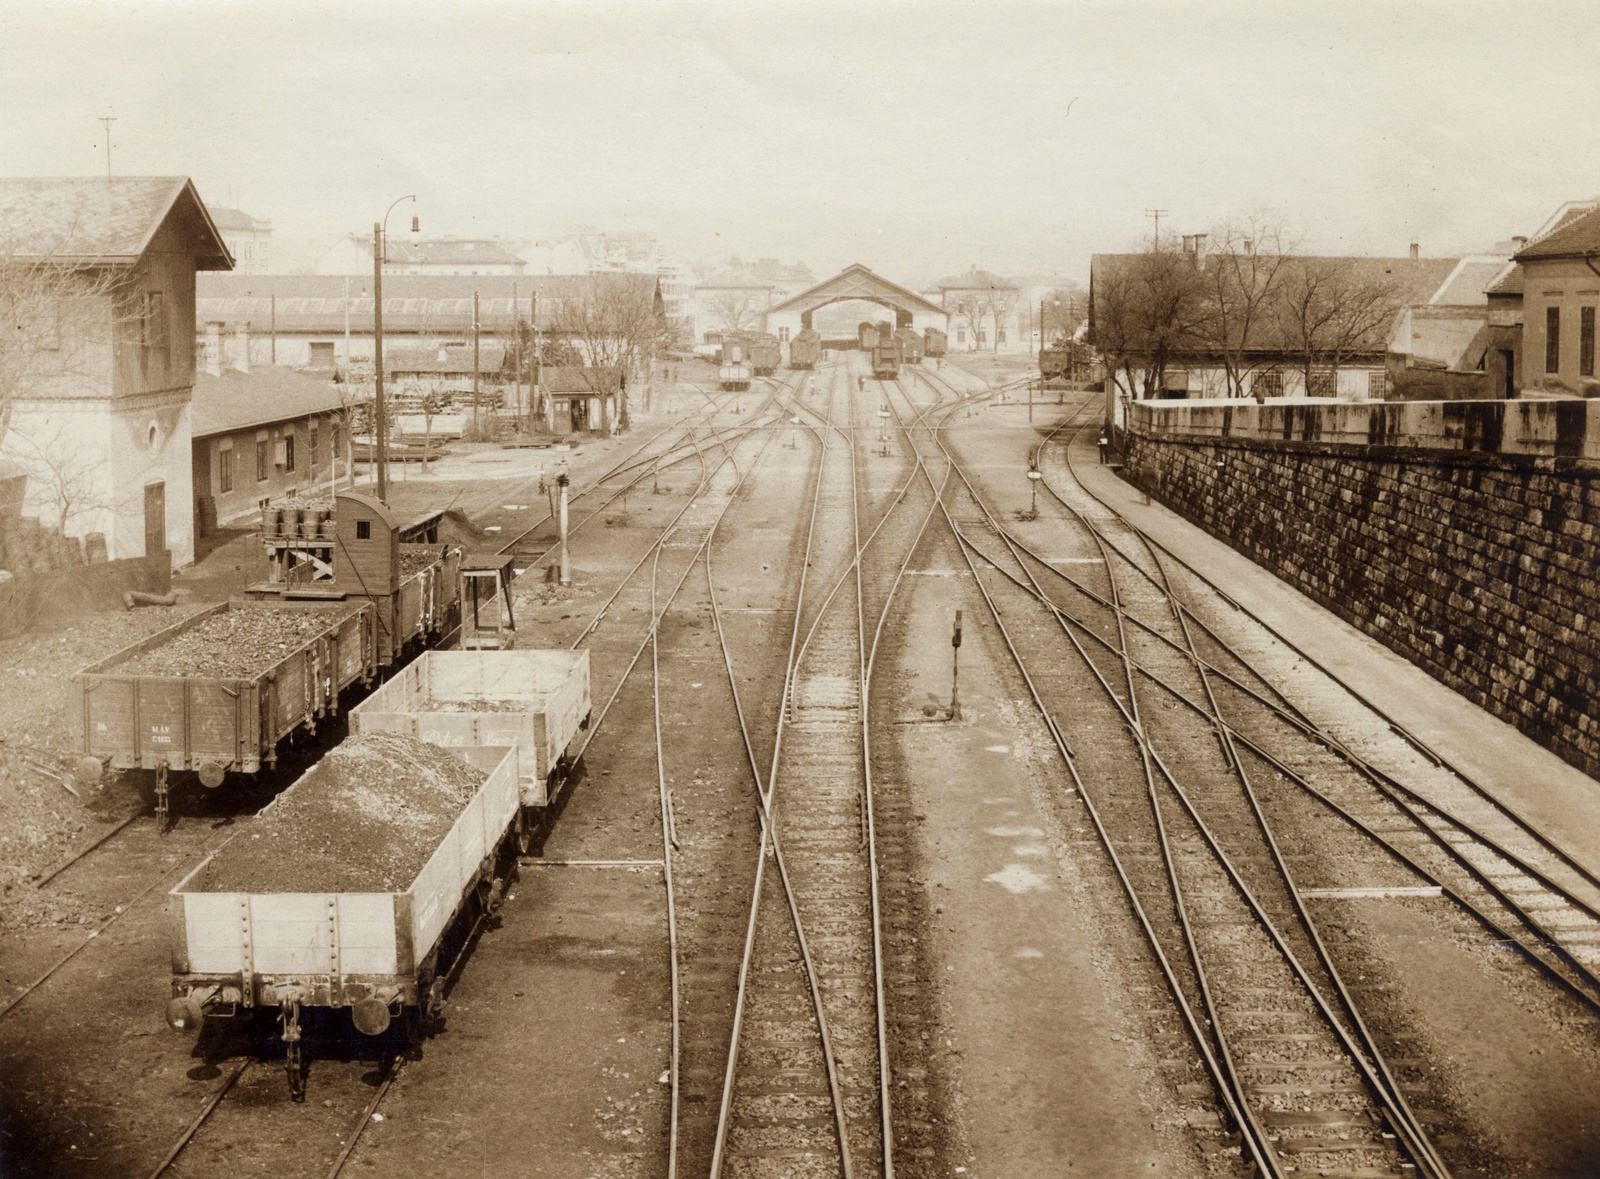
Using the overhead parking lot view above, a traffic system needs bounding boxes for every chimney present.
[1513,235,1529,251]
[1409,242,1420,261]
[1192,233,1208,270]
[232,323,251,374]
[204,321,223,377]
[1243,238,1255,256]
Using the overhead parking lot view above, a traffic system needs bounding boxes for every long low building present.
[195,272,661,370]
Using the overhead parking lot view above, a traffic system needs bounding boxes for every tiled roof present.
[210,206,268,232]
[0,176,231,268]
[192,365,350,437]
[933,268,1019,291]
[1487,264,1524,296]
[537,365,625,394]
[1515,204,1600,260]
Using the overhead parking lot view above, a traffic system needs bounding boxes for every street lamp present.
[373,195,418,503]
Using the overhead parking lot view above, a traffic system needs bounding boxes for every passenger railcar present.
[788,328,822,369]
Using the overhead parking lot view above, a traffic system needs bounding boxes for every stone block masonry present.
[1120,401,1600,780]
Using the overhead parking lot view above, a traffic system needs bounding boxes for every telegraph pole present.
[1145,208,1169,247]
[98,116,116,179]
[472,290,481,435]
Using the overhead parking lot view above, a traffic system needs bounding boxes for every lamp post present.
[373,195,418,503]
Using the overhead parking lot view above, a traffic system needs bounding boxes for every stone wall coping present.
[1129,397,1600,466]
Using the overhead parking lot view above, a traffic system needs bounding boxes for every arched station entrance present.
[763,264,948,351]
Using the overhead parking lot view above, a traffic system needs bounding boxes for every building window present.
[1582,307,1595,378]
[256,438,269,482]
[976,329,987,344]
[778,326,790,343]
[356,519,371,540]
[1254,371,1284,398]
[1307,370,1336,397]
[219,440,234,493]
[1546,306,1561,373]
[996,329,1007,344]
[283,432,296,473]
[308,341,335,367]
[956,329,966,343]
[141,291,167,354]
[309,421,320,468]
[1367,370,1388,399]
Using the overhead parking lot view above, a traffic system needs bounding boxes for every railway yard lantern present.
[1027,464,1043,517]
[878,405,891,455]
[557,467,571,587]
[949,609,963,721]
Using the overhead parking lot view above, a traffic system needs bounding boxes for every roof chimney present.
[232,323,251,374]
[204,321,223,377]
[1243,238,1255,256]
[1513,235,1529,250]
[1409,241,1420,261]
[1192,233,1208,270]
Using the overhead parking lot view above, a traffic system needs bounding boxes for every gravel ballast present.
[107,603,359,679]
[195,733,488,894]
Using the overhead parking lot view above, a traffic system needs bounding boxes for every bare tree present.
[1040,287,1087,344]
[708,291,762,334]
[547,275,669,431]
[1089,240,1210,398]
[1197,219,1295,396]
[1273,259,1399,398]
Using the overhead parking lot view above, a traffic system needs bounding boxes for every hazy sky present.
[1,1,1595,284]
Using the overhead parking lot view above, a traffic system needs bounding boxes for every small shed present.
[538,366,624,435]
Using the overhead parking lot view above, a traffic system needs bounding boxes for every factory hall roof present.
[0,176,233,269]
[537,365,625,394]
[191,365,350,438]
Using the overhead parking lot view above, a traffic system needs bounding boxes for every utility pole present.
[373,223,387,502]
[98,115,116,179]
[472,290,481,436]
[270,294,277,365]
[1145,208,1169,248]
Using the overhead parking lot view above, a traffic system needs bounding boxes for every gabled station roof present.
[191,365,348,438]
[766,263,946,317]
[0,176,232,269]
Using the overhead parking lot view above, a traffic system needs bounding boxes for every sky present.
[1,0,1596,285]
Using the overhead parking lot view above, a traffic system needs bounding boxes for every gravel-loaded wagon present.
[73,600,375,816]
[923,326,947,357]
[350,649,590,811]
[164,733,523,1098]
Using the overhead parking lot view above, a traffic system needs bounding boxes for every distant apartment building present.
[525,228,698,338]
[315,234,527,276]
[210,206,273,275]
[925,268,1024,352]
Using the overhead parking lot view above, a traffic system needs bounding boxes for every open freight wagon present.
[350,649,591,811]
[73,600,376,816]
[165,739,522,1098]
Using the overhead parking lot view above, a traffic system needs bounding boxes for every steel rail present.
[1047,406,1600,901]
[648,539,684,1179]
[905,370,1436,1175]
[895,385,1273,1174]
[710,361,858,1179]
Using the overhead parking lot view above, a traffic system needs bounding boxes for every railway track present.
[905,366,1600,1175]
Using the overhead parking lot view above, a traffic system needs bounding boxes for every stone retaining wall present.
[1120,406,1600,779]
